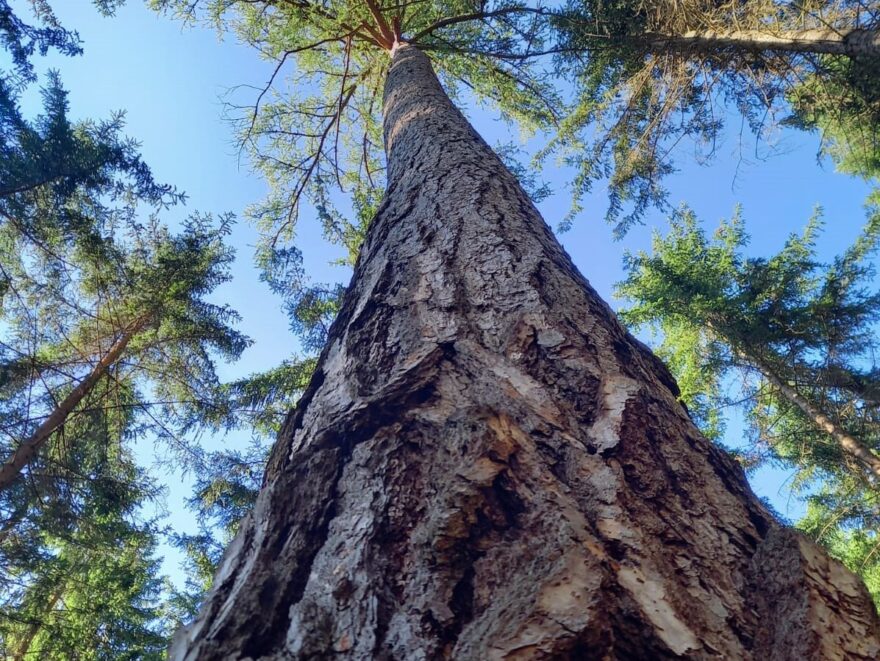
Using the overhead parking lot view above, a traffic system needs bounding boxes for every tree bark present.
[648,27,880,57]
[170,44,880,660]
[12,590,61,661]
[0,315,149,492]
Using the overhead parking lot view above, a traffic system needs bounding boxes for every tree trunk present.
[12,590,62,661]
[648,27,880,57]
[170,44,880,660]
[0,315,149,492]
[750,354,880,482]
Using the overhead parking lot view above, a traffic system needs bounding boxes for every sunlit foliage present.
[617,200,880,602]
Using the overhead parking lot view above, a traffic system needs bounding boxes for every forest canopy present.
[1,0,879,656]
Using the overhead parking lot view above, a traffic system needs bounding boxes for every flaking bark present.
[171,45,880,660]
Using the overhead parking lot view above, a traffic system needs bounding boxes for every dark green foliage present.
[117,1,880,242]
[0,2,259,653]
[165,441,268,626]
[0,0,82,86]
[0,69,181,211]
[0,0,124,86]
[213,358,318,435]
[0,205,246,656]
[787,53,880,179]
[289,285,346,352]
[617,199,880,602]
[0,444,168,660]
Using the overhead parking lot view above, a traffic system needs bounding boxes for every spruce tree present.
[0,2,251,654]
[617,200,880,603]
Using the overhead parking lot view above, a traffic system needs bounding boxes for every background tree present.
[0,59,248,501]
[2,3,337,640]
[547,0,880,232]
[0,2,268,654]
[0,440,167,660]
[617,200,880,601]
[0,183,248,657]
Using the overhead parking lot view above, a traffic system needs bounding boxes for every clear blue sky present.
[15,1,876,585]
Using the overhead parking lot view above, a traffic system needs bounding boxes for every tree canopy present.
[548,0,880,232]
[3,0,880,651]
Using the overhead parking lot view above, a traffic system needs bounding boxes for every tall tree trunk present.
[171,45,880,660]
[649,27,880,57]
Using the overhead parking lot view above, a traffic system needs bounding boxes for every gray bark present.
[649,27,880,57]
[170,45,880,660]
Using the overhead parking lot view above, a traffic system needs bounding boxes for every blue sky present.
[13,1,877,585]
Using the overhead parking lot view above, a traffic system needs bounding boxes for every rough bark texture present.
[170,45,880,660]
